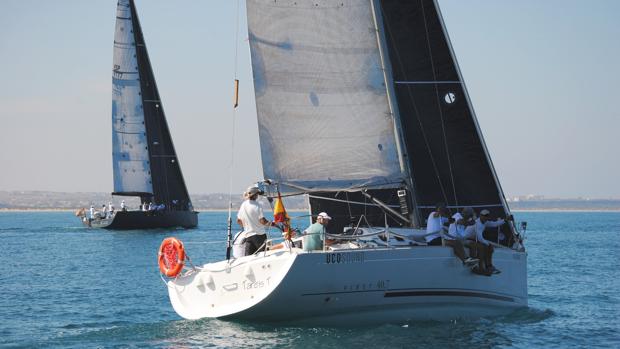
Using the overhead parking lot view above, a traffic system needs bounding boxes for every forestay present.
[111,0,153,195]
[247,0,405,194]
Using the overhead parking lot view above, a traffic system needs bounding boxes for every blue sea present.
[0,211,618,348]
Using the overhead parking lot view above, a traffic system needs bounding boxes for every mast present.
[246,0,418,233]
[370,0,420,227]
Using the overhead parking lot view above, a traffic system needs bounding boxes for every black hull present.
[84,211,198,230]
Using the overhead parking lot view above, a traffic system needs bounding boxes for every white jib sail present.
[247,0,405,194]
[111,0,153,195]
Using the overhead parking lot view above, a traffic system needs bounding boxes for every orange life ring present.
[158,237,185,277]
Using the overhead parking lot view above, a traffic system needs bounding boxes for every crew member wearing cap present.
[448,207,476,241]
[302,212,331,251]
[446,207,479,267]
[429,204,479,266]
[474,209,511,275]
[237,185,274,256]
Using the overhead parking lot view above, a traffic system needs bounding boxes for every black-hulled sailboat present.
[81,0,197,229]
[162,0,526,323]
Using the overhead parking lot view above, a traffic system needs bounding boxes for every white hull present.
[167,246,527,325]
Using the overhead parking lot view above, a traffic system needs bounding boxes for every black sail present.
[123,0,192,209]
[378,0,511,220]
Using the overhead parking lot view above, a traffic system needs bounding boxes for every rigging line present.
[308,194,400,208]
[379,1,449,205]
[227,0,241,222]
[345,192,353,220]
[420,1,458,206]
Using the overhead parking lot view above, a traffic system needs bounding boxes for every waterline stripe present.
[384,290,514,302]
[394,81,461,84]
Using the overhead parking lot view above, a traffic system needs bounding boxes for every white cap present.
[246,186,261,196]
[480,209,491,216]
[317,212,331,220]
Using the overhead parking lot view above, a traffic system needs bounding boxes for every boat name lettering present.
[326,252,365,264]
[242,277,270,291]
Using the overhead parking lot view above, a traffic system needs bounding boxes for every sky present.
[0,0,618,198]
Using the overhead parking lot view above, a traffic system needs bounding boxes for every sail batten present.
[247,0,406,194]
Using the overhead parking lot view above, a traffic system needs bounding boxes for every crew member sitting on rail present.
[101,204,107,219]
[448,207,483,268]
[121,200,126,212]
[425,203,450,246]
[434,204,478,267]
[474,209,512,275]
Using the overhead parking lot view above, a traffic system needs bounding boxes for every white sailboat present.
[162,0,527,324]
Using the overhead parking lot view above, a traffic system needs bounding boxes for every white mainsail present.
[247,0,405,194]
[111,0,153,195]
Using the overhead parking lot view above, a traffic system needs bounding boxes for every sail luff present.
[128,0,192,208]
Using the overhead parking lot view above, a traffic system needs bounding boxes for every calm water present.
[0,211,618,348]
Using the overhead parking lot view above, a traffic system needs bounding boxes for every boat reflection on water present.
[149,308,552,348]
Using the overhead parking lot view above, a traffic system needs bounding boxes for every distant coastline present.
[2,208,619,213]
[1,191,619,212]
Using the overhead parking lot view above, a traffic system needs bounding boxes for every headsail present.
[246,0,406,194]
[111,0,192,209]
[378,0,511,219]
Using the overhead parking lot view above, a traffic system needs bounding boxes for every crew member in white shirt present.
[447,207,485,270]
[101,204,107,219]
[448,207,475,239]
[108,202,114,216]
[121,200,126,212]
[89,205,95,220]
[425,203,449,246]
[237,186,275,256]
[436,204,478,266]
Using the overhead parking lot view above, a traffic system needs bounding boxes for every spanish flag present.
[273,192,290,232]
